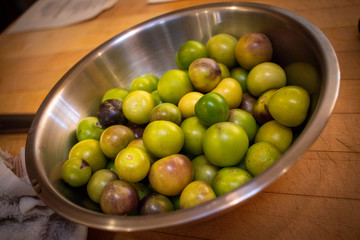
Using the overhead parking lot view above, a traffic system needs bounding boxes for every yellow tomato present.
[177,92,204,119]
[115,146,151,183]
[179,180,216,208]
[211,77,243,109]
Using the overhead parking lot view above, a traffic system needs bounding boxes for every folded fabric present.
[0,148,88,240]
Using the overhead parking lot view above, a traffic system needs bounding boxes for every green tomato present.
[99,125,135,159]
[86,169,118,203]
[284,62,320,95]
[114,146,151,183]
[268,85,310,127]
[129,182,152,201]
[175,52,187,70]
[106,161,117,174]
[76,117,104,142]
[143,120,184,158]
[130,76,158,93]
[176,40,208,69]
[61,157,92,187]
[150,103,182,125]
[127,138,157,164]
[148,154,193,196]
[202,122,249,167]
[218,62,231,79]
[237,157,247,171]
[138,193,174,215]
[100,180,139,215]
[252,89,277,125]
[123,90,155,124]
[239,93,257,114]
[179,180,216,209]
[192,155,220,185]
[230,67,249,93]
[245,141,282,176]
[170,195,181,210]
[68,139,107,172]
[151,90,163,106]
[211,167,252,196]
[157,69,193,105]
[188,58,222,93]
[206,33,238,69]
[235,32,273,70]
[254,120,293,153]
[141,73,159,86]
[195,92,229,127]
[228,108,258,142]
[101,88,129,102]
[247,62,286,97]
[180,116,207,156]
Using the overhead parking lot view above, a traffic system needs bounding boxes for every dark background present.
[0,0,36,32]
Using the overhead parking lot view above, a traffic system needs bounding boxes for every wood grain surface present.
[0,0,359,239]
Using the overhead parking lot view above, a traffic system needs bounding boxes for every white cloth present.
[8,0,119,33]
[0,148,88,240]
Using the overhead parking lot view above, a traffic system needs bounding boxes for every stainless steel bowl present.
[25,2,340,231]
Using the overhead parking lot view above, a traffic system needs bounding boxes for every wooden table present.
[0,0,359,239]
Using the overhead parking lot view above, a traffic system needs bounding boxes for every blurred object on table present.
[0,114,34,134]
[7,0,119,33]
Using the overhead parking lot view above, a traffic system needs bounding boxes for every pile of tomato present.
[61,32,315,215]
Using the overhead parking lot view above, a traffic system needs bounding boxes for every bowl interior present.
[25,2,339,231]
